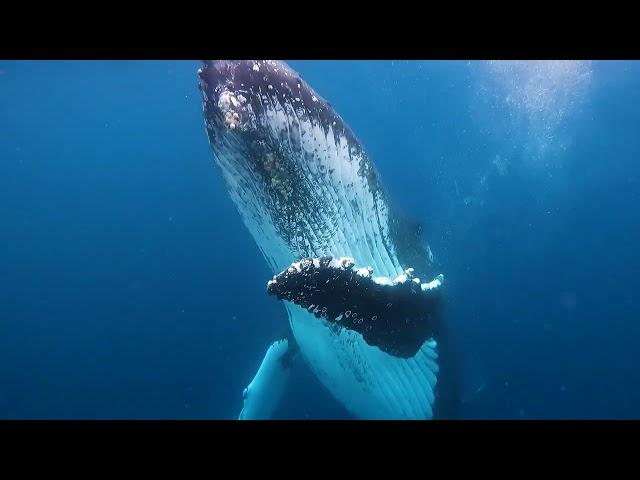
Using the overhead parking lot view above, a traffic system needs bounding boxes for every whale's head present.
[197,60,333,210]
[198,60,432,278]
[200,61,389,270]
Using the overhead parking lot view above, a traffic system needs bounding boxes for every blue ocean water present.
[1,60,639,419]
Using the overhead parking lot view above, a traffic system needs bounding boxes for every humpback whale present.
[198,60,460,419]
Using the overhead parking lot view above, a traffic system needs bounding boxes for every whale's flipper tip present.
[267,256,444,359]
[238,338,298,420]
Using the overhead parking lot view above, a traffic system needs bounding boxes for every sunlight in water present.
[461,61,594,213]
[484,60,593,162]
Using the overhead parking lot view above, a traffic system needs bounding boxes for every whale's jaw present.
[199,60,450,419]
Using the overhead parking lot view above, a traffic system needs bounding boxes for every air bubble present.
[345,311,351,318]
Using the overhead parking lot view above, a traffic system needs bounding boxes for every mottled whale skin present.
[198,60,459,419]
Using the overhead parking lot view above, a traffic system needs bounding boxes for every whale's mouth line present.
[266,255,444,358]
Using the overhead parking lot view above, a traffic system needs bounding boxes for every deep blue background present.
[1,60,639,419]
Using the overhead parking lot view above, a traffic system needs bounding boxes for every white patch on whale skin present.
[356,267,371,278]
[372,276,394,287]
[394,274,408,284]
[421,274,444,292]
[339,256,355,268]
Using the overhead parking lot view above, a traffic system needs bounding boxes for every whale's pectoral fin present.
[266,256,444,359]
[238,338,299,420]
